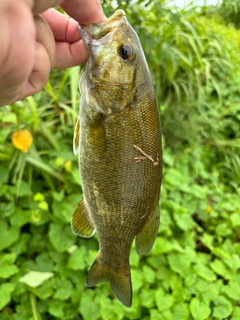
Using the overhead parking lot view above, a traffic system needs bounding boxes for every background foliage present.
[0,0,240,319]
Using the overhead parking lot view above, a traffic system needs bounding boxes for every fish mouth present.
[79,9,127,51]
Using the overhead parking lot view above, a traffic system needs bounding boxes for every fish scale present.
[72,9,162,307]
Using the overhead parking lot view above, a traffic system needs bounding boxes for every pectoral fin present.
[73,118,80,155]
[71,198,95,238]
[135,205,160,255]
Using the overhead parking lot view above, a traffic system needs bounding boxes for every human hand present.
[0,0,105,107]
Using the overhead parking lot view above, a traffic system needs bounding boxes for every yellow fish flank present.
[72,10,162,307]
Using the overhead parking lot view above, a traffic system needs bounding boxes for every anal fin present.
[71,198,95,238]
[135,205,160,255]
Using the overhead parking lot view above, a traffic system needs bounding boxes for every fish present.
[72,9,162,308]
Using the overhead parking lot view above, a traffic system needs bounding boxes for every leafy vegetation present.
[0,0,240,319]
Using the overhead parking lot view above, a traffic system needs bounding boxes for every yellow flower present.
[12,129,33,153]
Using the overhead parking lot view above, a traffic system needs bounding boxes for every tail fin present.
[86,256,132,307]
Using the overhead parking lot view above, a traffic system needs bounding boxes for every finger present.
[61,0,106,24]
[35,15,56,68]
[17,15,56,100]
[32,0,64,15]
[54,39,89,68]
[17,41,52,100]
[41,9,80,43]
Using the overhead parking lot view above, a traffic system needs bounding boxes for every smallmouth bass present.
[72,9,162,307]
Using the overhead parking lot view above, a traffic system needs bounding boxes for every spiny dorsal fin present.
[135,204,160,255]
[86,255,132,307]
[71,198,95,238]
[73,118,80,155]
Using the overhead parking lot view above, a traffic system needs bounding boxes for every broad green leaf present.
[10,207,31,227]
[164,168,187,187]
[53,279,73,300]
[194,264,217,282]
[190,298,211,320]
[79,291,101,320]
[67,247,86,270]
[49,223,76,252]
[17,180,32,197]
[212,296,232,318]
[123,294,141,319]
[0,264,18,279]
[52,200,74,223]
[221,281,240,301]
[142,265,156,284]
[174,211,194,231]
[215,223,231,236]
[32,279,54,299]
[230,213,240,227]
[0,283,15,310]
[210,259,231,280]
[172,303,190,320]
[0,220,20,251]
[223,254,240,272]
[200,280,223,303]
[132,269,144,292]
[231,307,240,320]
[19,271,54,288]
[155,288,174,311]
[150,309,162,320]
[167,253,191,277]
[140,288,155,308]
[151,236,174,255]
[48,299,64,318]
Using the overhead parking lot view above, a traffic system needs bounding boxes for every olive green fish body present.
[72,10,162,307]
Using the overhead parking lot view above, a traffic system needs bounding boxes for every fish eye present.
[119,44,133,61]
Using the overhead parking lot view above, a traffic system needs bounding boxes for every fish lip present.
[79,9,127,51]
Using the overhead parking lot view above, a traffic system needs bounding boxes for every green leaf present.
[164,168,187,187]
[53,279,73,300]
[140,288,155,308]
[151,237,174,255]
[52,200,74,223]
[221,281,240,301]
[32,279,54,299]
[231,307,240,320]
[49,223,75,252]
[0,264,18,279]
[10,207,31,227]
[155,288,174,311]
[172,303,190,320]
[19,271,54,288]
[150,309,162,320]
[17,180,32,197]
[210,259,231,280]
[131,269,144,292]
[0,283,15,309]
[212,296,232,318]
[79,291,100,320]
[167,253,191,277]
[230,213,240,227]
[194,264,217,282]
[190,298,211,320]
[174,211,194,231]
[142,265,156,284]
[67,247,86,270]
[0,221,20,251]
[48,299,64,318]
